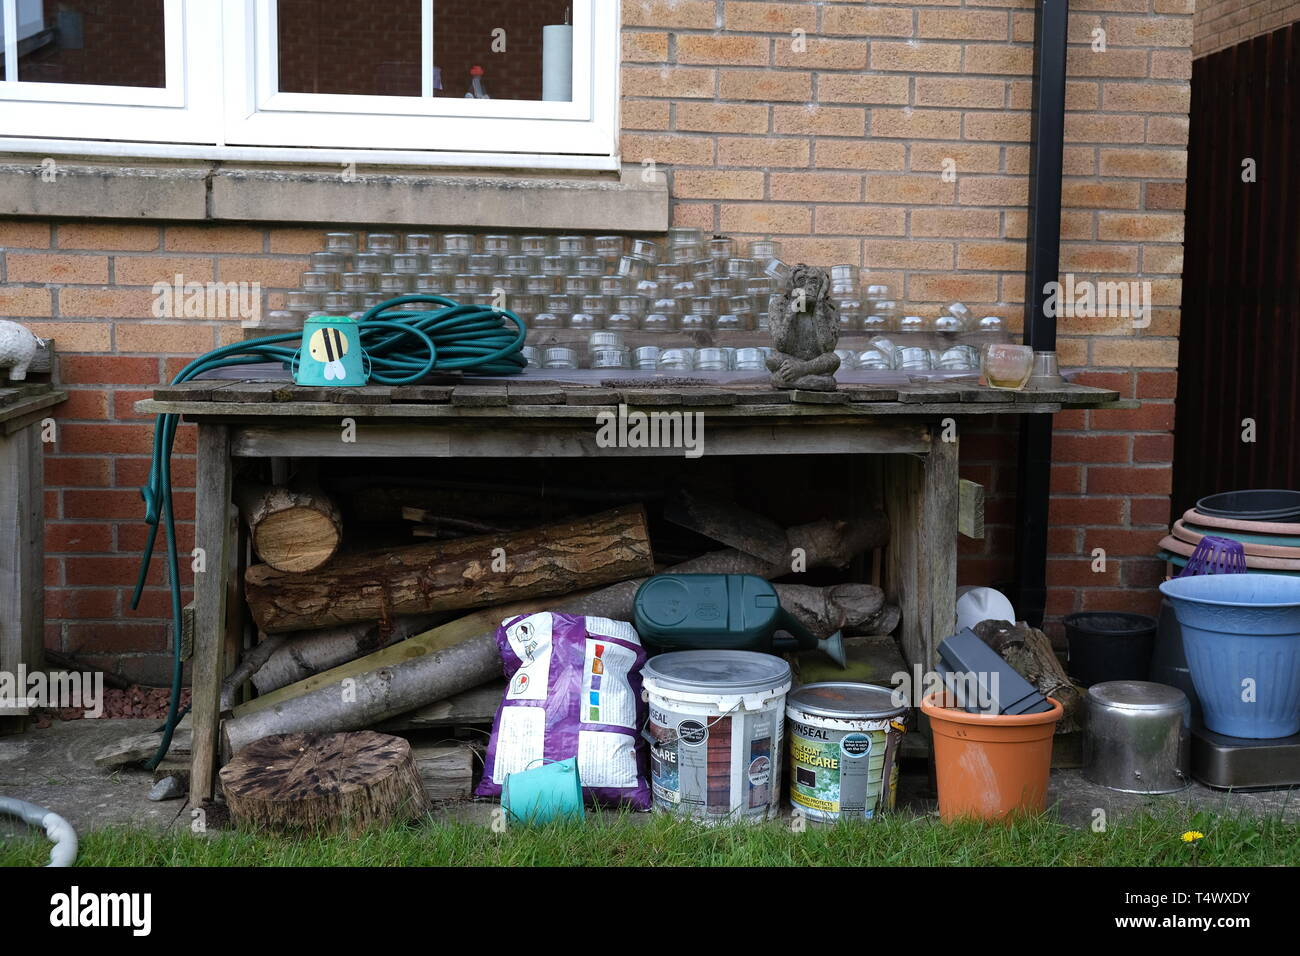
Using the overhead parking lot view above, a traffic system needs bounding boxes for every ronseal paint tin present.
[786,682,908,822]
[641,650,792,824]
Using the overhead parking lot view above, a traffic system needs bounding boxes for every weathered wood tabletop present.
[139,377,1123,420]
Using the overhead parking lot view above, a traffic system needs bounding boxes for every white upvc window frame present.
[0,0,220,142]
[0,0,621,170]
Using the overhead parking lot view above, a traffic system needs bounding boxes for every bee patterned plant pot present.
[295,315,368,386]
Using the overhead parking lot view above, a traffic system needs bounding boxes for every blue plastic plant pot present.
[294,315,368,386]
[1159,573,1300,739]
[501,757,584,825]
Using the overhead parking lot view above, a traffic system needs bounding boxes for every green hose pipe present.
[132,296,526,770]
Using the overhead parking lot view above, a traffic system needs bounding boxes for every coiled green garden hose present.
[131,295,526,771]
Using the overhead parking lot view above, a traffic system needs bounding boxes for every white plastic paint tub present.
[641,650,792,823]
[786,682,908,822]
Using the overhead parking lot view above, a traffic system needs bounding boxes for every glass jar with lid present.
[716,295,756,331]
[404,233,436,255]
[556,235,591,257]
[534,294,573,330]
[681,295,716,331]
[525,275,555,296]
[340,272,376,292]
[443,234,475,256]
[608,295,647,330]
[325,232,360,255]
[569,294,609,330]
[391,253,425,275]
[482,235,516,256]
[353,252,390,274]
[301,271,337,292]
[366,233,400,255]
[521,235,553,256]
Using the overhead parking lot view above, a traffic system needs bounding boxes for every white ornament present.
[0,320,41,381]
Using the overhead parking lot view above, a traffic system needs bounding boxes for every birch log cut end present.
[219,731,430,835]
[235,482,343,573]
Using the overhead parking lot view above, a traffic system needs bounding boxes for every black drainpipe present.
[1013,0,1069,627]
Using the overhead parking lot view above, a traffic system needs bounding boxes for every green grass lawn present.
[3,807,1296,866]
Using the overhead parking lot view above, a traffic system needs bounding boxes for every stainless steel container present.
[1084,680,1191,793]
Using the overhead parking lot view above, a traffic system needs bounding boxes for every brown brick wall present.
[1194,0,1300,57]
[0,0,1194,680]
[621,0,1189,637]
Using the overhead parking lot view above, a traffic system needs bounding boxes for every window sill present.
[0,157,669,233]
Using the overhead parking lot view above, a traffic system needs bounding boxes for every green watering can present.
[633,573,847,668]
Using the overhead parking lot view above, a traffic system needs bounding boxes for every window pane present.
[278,1,424,96]
[275,0,575,101]
[434,0,573,101]
[7,0,166,87]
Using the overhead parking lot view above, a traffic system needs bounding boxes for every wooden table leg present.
[884,424,959,672]
[190,423,233,806]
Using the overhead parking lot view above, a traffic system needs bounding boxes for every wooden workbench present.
[138,377,1122,803]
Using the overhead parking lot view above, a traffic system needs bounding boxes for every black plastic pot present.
[1064,612,1157,686]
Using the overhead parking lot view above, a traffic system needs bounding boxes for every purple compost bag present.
[476,612,651,810]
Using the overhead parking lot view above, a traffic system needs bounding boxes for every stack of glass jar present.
[276,232,1007,372]
[520,333,777,372]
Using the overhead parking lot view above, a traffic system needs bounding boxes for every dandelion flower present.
[1181,830,1205,843]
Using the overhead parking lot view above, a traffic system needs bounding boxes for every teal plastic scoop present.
[633,573,847,668]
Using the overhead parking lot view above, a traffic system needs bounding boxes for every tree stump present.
[219,731,430,835]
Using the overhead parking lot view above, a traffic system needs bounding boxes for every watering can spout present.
[818,630,848,669]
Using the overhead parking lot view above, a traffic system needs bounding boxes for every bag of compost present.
[475,612,651,810]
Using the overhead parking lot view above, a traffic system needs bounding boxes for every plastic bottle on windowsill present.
[465,65,490,99]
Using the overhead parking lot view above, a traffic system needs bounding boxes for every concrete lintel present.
[0,156,669,233]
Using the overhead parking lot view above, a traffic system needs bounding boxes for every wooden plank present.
[0,424,44,680]
[209,382,294,403]
[894,383,964,404]
[792,389,850,404]
[947,382,1017,404]
[153,382,221,402]
[678,388,737,406]
[0,390,65,431]
[189,424,233,805]
[730,389,792,405]
[376,682,506,731]
[884,428,959,672]
[450,385,508,407]
[619,389,682,406]
[230,421,932,459]
[507,384,567,405]
[391,385,454,404]
[841,385,900,403]
[959,479,986,540]
[562,388,621,407]
[332,386,393,405]
[284,385,333,403]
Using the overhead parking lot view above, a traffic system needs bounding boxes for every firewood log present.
[243,504,655,633]
[973,619,1084,733]
[234,480,342,573]
[224,514,888,750]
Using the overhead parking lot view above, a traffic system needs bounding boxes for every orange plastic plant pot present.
[920,695,1063,822]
